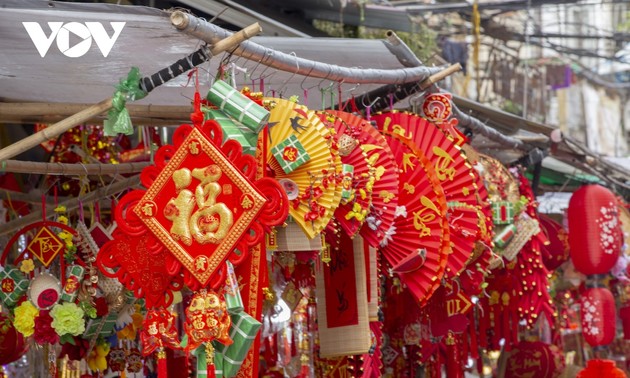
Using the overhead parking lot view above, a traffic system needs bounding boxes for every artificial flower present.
[57,231,74,247]
[94,297,109,317]
[380,225,397,248]
[54,205,67,213]
[19,259,34,274]
[13,300,39,337]
[34,310,59,344]
[57,215,69,225]
[51,302,85,336]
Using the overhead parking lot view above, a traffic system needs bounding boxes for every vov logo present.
[22,22,125,58]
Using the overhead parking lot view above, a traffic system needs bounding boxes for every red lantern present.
[577,359,626,378]
[580,287,616,347]
[620,306,630,340]
[504,341,565,378]
[540,215,570,271]
[568,185,622,276]
[0,313,28,365]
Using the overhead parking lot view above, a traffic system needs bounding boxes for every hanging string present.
[41,194,46,221]
[260,78,265,96]
[78,200,84,223]
[388,93,394,111]
[337,83,343,111]
[303,89,309,108]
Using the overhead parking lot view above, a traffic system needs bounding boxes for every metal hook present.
[277,52,300,96]
[343,81,360,94]
[361,96,381,109]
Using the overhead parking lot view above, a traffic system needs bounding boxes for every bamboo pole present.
[0,175,140,236]
[0,160,150,176]
[0,103,192,125]
[0,23,262,163]
[0,189,72,204]
[419,63,462,90]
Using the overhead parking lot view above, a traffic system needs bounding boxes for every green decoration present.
[214,311,262,378]
[0,265,29,308]
[104,67,146,136]
[206,80,269,133]
[271,135,310,174]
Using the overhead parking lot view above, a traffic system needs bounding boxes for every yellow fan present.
[263,98,342,239]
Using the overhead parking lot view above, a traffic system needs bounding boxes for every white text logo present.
[22,22,125,58]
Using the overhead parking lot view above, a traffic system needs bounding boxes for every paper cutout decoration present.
[184,289,233,353]
[263,98,340,239]
[325,111,400,247]
[27,227,65,268]
[140,308,182,356]
[102,105,288,296]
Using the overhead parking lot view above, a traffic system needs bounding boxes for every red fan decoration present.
[318,111,375,237]
[100,94,288,300]
[325,111,399,247]
[372,129,450,307]
[373,112,479,278]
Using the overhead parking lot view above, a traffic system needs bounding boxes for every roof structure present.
[0,0,628,196]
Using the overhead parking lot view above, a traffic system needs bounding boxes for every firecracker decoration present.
[60,265,84,303]
[339,164,355,203]
[207,80,270,133]
[0,265,29,308]
[271,135,311,174]
[99,92,288,301]
[493,224,517,249]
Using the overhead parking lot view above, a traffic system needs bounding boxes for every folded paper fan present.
[318,112,375,238]
[325,110,399,247]
[376,132,450,307]
[373,112,478,278]
[263,98,341,239]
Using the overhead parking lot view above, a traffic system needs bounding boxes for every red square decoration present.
[134,127,267,286]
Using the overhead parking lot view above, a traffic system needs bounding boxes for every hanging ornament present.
[184,289,233,353]
[373,112,479,278]
[140,308,182,377]
[568,184,622,276]
[100,93,288,300]
[580,286,616,347]
[577,359,626,378]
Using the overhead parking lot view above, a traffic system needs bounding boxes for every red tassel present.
[207,363,216,378]
[445,333,464,378]
[157,349,168,378]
